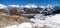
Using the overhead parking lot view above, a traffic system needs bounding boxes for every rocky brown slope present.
[0,12,32,28]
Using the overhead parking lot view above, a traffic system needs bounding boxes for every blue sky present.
[0,0,60,6]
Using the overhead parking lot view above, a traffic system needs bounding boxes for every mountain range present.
[0,4,60,15]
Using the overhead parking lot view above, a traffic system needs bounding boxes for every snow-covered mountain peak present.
[47,4,53,9]
[0,4,6,9]
[24,4,37,8]
[20,5,24,7]
[39,6,46,9]
[8,5,20,7]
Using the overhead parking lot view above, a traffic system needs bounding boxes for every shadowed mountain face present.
[23,8,40,14]
[50,6,60,15]
[52,9,60,14]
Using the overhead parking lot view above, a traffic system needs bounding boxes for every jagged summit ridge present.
[0,4,56,9]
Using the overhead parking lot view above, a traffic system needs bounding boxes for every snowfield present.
[30,14,60,28]
[5,22,34,28]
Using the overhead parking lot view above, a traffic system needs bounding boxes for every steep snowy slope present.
[0,4,6,9]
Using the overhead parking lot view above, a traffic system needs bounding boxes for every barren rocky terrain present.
[0,12,32,28]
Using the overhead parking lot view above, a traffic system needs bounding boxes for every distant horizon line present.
[0,3,60,7]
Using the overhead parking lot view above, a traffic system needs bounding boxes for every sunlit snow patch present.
[5,22,34,28]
